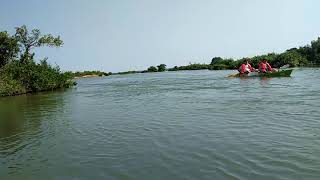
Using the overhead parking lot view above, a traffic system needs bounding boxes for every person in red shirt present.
[259,59,273,73]
[239,60,254,74]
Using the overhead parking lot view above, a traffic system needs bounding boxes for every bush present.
[0,31,19,68]
[157,64,166,72]
[147,66,158,72]
[73,71,111,77]
[210,58,237,70]
[0,26,75,97]
[168,64,211,71]
[275,51,308,67]
[210,57,223,65]
[208,64,228,70]
[0,60,75,95]
[0,75,26,96]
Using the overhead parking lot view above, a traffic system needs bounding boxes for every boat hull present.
[227,69,293,78]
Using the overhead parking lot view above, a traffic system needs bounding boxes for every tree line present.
[73,71,112,77]
[170,37,320,71]
[113,64,167,75]
[2,25,319,96]
[116,37,320,75]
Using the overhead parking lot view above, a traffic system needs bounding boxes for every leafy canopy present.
[147,66,158,72]
[0,32,19,67]
[157,64,166,72]
[14,25,63,62]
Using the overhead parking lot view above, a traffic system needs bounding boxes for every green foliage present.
[147,66,158,72]
[0,31,19,68]
[237,53,278,68]
[168,63,211,71]
[311,37,320,64]
[210,58,237,70]
[103,37,320,75]
[209,64,228,70]
[205,38,320,70]
[0,26,74,97]
[115,71,141,75]
[1,60,75,94]
[170,66,179,71]
[275,51,308,67]
[0,74,26,96]
[210,57,223,65]
[157,64,166,72]
[73,71,111,77]
[208,49,310,70]
[143,64,167,73]
[14,25,63,63]
[168,61,236,71]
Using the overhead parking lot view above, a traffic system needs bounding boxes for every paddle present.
[226,73,238,78]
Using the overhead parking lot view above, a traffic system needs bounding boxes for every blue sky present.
[1,0,319,72]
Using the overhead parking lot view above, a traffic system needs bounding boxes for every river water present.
[1,69,320,180]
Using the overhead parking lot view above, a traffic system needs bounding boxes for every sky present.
[0,0,319,72]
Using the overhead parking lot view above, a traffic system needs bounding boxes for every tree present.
[311,37,320,64]
[0,31,19,68]
[14,25,63,63]
[147,66,158,72]
[276,51,307,67]
[210,57,223,65]
[157,64,166,72]
[296,46,312,63]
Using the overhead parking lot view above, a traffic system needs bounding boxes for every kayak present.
[227,69,293,78]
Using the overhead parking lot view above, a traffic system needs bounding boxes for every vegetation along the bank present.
[69,37,320,77]
[111,37,320,75]
[73,71,112,78]
[0,26,75,97]
[174,37,320,71]
[2,25,320,97]
[112,64,167,75]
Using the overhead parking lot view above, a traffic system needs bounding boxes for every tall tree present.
[210,57,223,65]
[14,25,63,63]
[0,31,19,68]
[147,66,158,72]
[157,64,166,72]
[311,37,320,64]
[276,51,307,67]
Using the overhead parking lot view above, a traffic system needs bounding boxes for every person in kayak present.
[239,60,254,74]
[259,59,273,73]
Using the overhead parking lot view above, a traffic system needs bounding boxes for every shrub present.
[1,60,75,94]
[0,74,26,96]
[147,66,158,72]
[157,64,166,72]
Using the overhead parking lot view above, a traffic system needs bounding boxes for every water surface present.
[1,69,320,180]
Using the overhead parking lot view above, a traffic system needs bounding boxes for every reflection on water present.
[0,102,23,139]
[259,77,271,85]
[1,69,320,180]
[0,91,68,156]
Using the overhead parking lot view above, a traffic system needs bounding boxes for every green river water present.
[0,69,320,180]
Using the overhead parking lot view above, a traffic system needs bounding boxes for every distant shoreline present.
[74,74,102,79]
[74,65,320,79]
